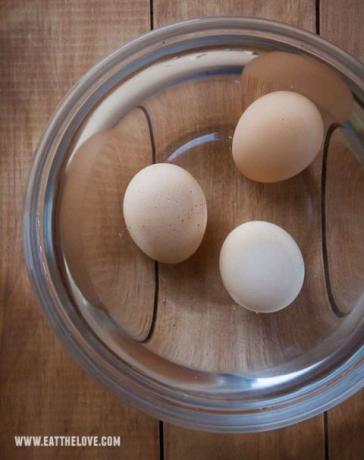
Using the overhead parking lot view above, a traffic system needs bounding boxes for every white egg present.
[232,91,324,183]
[219,221,305,313]
[123,163,207,264]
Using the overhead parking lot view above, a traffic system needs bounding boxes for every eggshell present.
[219,221,305,313]
[123,163,207,264]
[232,91,324,183]
[241,51,353,124]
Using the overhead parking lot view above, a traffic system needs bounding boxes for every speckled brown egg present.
[123,163,207,264]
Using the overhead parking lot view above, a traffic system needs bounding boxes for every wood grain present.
[324,127,364,314]
[0,1,363,459]
[164,420,324,460]
[0,1,159,459]
[320,2,364,458]
[320,0,364,62]
[59,109,156,341]
[153,0,316,31]
[327,392,364,460]
[152,1,325,459]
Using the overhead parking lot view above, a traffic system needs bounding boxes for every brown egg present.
[241,51,353,125]
[232,91,324,183]
[123,163,207,264]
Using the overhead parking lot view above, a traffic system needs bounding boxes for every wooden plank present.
[0,1,159,459]
[320,0,364,62]
[164,420,324,460]
[320,1,364,458]
[326,392,364,460]
[324,127,364,315]
[152,1,325,458]
[153,0,316,30]
[59,109,156,341]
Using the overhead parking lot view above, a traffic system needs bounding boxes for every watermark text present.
[14,435,121,447]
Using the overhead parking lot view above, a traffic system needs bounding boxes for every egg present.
[240,51,353,125]
[123,163,207,264]
[232,91,324,183]
[219,221,305,313]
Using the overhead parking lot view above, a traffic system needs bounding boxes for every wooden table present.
[0,1,363,458]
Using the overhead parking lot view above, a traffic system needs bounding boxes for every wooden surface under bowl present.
[1,1,364,459]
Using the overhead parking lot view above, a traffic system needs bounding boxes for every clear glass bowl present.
[23,17,364,432]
